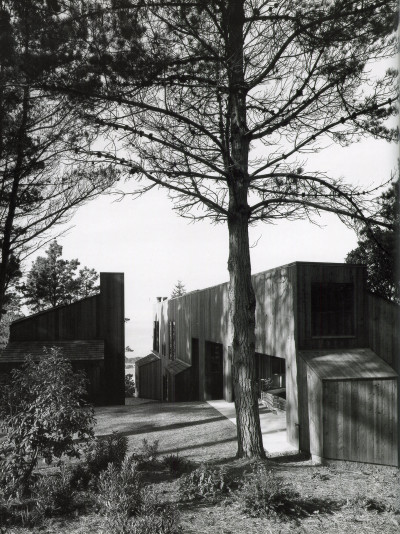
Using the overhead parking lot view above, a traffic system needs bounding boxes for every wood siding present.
[10,296,100,341]
[138,360,162,400]
[6,273,125,406]
[367,293,399,372]
[323,379,398,466]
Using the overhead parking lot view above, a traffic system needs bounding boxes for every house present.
[0,273,125,405]
[137,262,399,466]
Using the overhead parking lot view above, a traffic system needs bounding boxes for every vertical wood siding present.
[323,378,398,466]
[367,293,399,372]
[139,360,162,400]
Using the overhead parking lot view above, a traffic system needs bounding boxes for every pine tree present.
[171,280,186,298]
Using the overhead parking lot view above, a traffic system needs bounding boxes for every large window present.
[311,282,355,337]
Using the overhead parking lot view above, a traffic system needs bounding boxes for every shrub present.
[132,438,160,466]
[0,348,94,496]
[236,463,301,518]
[178,463,230,501]
[125,374,136,397]
[130,504,181,534]
[85,432,128,480]
[162,454,192,475]
[32,465,75,518]
[97,456,143,533]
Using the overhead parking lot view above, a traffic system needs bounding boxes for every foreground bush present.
[0,348,94,496]
[179,463,230,501]
[162,454,193,475]
[236,464,302,518]
[85,432,129,481]
[97,456,180,534]
[32,465,75,518]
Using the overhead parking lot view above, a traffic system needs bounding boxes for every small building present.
[0,273,125,405]
[138,262,399,466]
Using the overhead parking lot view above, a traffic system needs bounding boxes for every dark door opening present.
[205,341,223,400]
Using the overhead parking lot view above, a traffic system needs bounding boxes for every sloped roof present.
[166,359,191,375]
[135,352,160,367]
[299,348,397,381]
[0,340,104,363]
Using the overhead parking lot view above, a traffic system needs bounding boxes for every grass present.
[3,399,399,533]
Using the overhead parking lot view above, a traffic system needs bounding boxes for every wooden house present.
[137,262,399,466]
[0,273,125,405]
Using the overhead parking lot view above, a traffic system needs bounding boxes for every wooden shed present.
[298,349,398,466]
[0,273,125,405]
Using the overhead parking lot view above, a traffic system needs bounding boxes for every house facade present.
[0,272,125,405]
[137,262,399,466]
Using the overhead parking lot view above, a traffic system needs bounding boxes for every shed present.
[298,348,398,466]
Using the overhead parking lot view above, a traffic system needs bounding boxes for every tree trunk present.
[225,0,265,458]
[227,207,265,458]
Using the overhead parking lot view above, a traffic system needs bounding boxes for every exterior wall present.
[7,273,125,406]
[367,293,399,372]
[10,295,100,341]
[138,360,162,400]
[322,378,398,466]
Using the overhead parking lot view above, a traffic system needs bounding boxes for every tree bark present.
[226,0,265,458]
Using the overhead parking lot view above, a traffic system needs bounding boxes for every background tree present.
[54,0,397,458]
[346,178,399,303]
[0,0,119,322]
[22,240,99,312]
[171,280,186,298]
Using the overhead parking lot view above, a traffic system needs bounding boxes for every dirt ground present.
[5,399,400,533]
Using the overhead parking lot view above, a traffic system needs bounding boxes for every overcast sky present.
[24,135,397,358]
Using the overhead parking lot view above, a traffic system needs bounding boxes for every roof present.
[166,359,191,375]
[299,348,397,381]
[0,340,104,363]
[135,352,160,366]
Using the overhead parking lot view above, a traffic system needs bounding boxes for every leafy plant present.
[178,464,230,501]
[236,464,303,518]
[125,374,136,397]
[32,465,75,518]
[97,456,143,533]
[85,432,128,481]
[132,438,160,466]
[162,454,192,475]
[0,348,94,495]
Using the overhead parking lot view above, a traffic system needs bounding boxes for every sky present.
[21,135,397,359]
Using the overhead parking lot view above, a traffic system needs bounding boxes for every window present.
[168,321,176,360]
[311,282,355,337]
[153,320,159,352]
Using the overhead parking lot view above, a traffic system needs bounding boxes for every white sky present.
[23,135,396,358]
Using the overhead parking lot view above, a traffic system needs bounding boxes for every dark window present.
[161,343,166,357]
[153,321,159,352]
[311,282,355,337]
[168,321,176,360]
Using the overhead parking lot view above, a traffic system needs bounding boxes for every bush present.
[132,438,159,466]
[0,348,94,496]
[32,465,75,518]
[125,374,136,397]
[162,454,192,475]
[97,456,143,533]
[85,432,128,480]
[178,463,230,501]
[130,504,181,534]
[236,464,301,518]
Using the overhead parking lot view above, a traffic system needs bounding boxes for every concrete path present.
[207,399,298,455]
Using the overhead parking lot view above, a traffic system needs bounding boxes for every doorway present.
[205,341,223,400]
